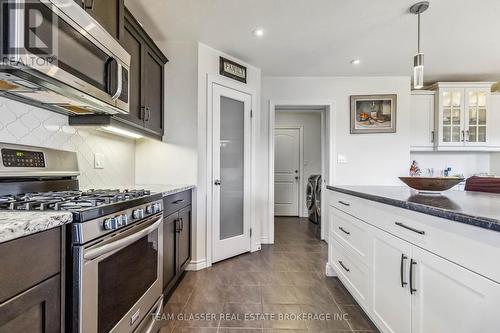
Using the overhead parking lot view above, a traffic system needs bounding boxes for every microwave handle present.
[110,62,123,101]
[83,216,162,260]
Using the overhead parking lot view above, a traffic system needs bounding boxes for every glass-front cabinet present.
[433,83,493,149]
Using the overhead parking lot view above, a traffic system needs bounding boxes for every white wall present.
[410,152,491,177]
[491,153,500,175]
[275,111,322,216]
[260,76,411,242]
[0,97,135,189]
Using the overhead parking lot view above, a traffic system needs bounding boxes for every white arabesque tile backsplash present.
[0,97,136,189]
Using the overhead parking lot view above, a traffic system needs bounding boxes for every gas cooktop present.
[0,189,162,222]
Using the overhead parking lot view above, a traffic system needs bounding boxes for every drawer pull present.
[395,222,425,235]
[172,199,185,204]
[338,260,350,272]
[409,259,417,294]
[400,254,408,288]
[338,200,350,207]
[338,226,351,235]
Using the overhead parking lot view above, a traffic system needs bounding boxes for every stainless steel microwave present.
[0,0,130,115]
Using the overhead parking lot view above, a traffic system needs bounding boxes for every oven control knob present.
[103,217,116,230]
[133,209,144,219]
[146,205,153,214]
[115,214,125,227]
[122,214,128,225]
[153,202,162,213]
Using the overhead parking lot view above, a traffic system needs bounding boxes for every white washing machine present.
[307,175,321,224]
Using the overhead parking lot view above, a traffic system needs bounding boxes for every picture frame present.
[219,57,247,83]
[350,94,397,134]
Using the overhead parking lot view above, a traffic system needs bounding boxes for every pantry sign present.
[219,57,247,83]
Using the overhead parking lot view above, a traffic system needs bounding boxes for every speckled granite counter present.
[0,211,73,243]
[135,184,194,197]
[327,185,500,232]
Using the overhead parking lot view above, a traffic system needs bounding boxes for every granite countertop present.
[327,185,500,232]
[0,211,73,244]
[134,184,195,197]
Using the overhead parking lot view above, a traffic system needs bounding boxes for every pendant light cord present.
[417,12,421,53]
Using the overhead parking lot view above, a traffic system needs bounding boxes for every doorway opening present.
[269,103,333,243]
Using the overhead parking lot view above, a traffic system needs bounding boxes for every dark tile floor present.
[160,217,379,333]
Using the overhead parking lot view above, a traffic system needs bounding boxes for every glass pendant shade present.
[413,53,424,89]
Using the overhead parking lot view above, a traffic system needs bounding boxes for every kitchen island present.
[326,185,500,333]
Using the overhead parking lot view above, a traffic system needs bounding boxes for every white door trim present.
[274,125,304,217]
[268,100,335,244]
[206,74,258,268]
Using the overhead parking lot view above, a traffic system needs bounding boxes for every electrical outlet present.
[94,153,104,169]
[337,154,347,164]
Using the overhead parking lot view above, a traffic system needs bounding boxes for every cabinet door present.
[371,227,412,333]
[410,92,435,150]
[411,247,500,333]
[177,205,192,271]
[116,16,144,126]
[439,88,464,146]
[163,212,178,292]
[464,88,489,145]
[143,47,164,136]
[0,274,60,333]
[83,0,123,40]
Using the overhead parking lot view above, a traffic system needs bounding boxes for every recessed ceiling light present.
[350,58,361,65]
[252,29,264,37]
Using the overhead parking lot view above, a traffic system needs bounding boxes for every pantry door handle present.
[395,222,425,235]
[400,254,408,288]
[338,201,350,207]
[338,260,350,272]
[409,259,417,294]
[338,226,350,235]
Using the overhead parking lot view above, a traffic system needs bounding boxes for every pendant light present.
[410,1,429,89]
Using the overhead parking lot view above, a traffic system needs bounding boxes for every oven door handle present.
[84,216,162,260]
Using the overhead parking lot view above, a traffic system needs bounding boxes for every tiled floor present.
[160,217,380,333]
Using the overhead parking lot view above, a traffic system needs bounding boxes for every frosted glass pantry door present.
[211,83,252,263]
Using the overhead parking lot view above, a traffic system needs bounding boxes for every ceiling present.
[125,0,500,84]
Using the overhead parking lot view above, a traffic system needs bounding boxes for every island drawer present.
[330,207,370,265]
[0,228,61,303]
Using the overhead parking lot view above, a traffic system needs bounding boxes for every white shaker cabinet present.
[488,93,500,148]
[411,246,500,333]
[410,91,435,151]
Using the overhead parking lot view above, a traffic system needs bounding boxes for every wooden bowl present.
[399,177,464,193]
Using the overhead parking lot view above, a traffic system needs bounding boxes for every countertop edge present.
[327,185,500,232]
[158,185,195,197]
[0,211,73,244]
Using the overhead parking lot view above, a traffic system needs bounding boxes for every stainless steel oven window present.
[79,214,163,333]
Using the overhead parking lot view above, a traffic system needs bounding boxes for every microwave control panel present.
[1,148,46,168]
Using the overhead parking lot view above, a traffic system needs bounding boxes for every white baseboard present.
[186,258,207,271]
[325,262,337,277]
[261,236,273,244]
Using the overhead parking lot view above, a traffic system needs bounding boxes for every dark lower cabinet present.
[0,227,63,333]
[163,190,192,295]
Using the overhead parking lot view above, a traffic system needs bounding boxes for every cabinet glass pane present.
[443,126,451,142]
[469,108,477,125]
[452,126,461,142]
[443,108,451,125]
[478,108,486,125]
[478,126,486,142]
[452,108,461,125]
[478,92,486,107]
[468,91,477,106]
[219,96,244,240]
[443,91,451,107]
[468,126,477,142]
[452,92,461,107]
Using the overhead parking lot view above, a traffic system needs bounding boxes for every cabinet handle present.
[84,0,94,10]
[431,130,435,143]
[409,259,417,294]
[175,219,181,233]
[180,217,184,231]
[172,199,185,205]
[465,130,470,142]
[400,254,408,288]
[338,226,350,235]
[338,200,350,207]
[395,222,425,235]
[461,130,465,142]
[338,260,350,272]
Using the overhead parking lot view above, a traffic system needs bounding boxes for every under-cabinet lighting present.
[100,126,143,139]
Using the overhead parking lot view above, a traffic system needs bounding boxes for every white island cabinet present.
[327,188,500,333]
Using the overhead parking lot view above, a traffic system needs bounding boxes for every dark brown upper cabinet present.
[79,0,124,41]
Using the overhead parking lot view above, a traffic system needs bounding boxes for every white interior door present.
[274,128,300,216]
[212,83,252,263]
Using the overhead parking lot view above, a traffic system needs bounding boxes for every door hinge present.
[250,228,252,237]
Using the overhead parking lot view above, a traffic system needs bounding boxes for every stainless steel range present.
[0,142,164,333]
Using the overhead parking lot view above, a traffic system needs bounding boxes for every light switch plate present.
[337,154,347,164]
[94,153,104,169]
